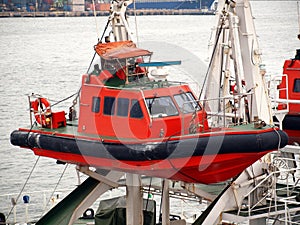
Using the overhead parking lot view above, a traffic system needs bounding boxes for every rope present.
[86,19,111,74]
[49,90,79,108]
[195,12,225,126]
[40,163,69,217]
[273,127,282,151]
[7,156,40,221]
[25,121,38,146]
[198,12,225,100]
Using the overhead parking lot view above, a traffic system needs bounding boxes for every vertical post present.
[13,206,17,224]
[28,95,33,127]
[43,192,47,212]
[23,195,30,223]
[126,173,143,225]
[11,197,17,224]
[25,204,29,223]
[161,179,170,225]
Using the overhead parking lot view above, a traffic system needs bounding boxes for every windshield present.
[145,96,179,118]
[174,92,201,113]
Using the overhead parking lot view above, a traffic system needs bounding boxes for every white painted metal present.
[126,174,143,225]
[161,179,170,225]
[235,0,273,124]
[77,166,120,188]
[182,183,216,202]
[220,145,300,224]
[199,161,270,225]
[204,0,273,126]
[109,0,133,42]
[68,170,124,225]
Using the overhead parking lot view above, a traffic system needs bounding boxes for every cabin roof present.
[122,80,189,91]
[94,40,152,60]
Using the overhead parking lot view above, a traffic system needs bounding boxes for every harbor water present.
[0,0,299,223]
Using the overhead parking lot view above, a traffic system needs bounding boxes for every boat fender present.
[82,208,94,219]
[31,98,51,127]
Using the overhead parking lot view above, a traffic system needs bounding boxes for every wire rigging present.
[198,12,226,101]
[7,156,41,221]
[40,163,69,217]
[86,19,111,74]
[49,90,79,108]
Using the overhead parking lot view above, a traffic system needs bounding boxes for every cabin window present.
[174,92,201,113]
[92,97,101,113]
[130,99,143,118]
[117,98,129,117]
[104,97,115,115]
[145,96,178,117]
[293,79,300,93]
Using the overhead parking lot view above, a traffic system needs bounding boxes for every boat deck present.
[23,120,279,142]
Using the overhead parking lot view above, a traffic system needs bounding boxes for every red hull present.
[10,124,288,184]
[283,129,300,145]
[32,148,269,184]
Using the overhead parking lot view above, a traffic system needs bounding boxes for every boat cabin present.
[277,49,300,114]
[77,41,209,139]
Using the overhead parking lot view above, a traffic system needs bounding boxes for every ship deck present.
[22,120,279,143]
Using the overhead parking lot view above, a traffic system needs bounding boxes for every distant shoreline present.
[0,9,215,18]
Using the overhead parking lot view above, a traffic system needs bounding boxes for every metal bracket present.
[76,166,120,188]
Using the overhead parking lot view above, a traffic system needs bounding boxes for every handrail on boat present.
[269,74,290,114]
[178,92,255,135]
[28,93,52,128]
[231,150,300,220]
[200,92,254,128]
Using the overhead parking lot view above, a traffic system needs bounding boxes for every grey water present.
[0,0,299,223]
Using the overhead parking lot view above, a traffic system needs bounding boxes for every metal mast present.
[109,0,133,42]
[203,0,273,126]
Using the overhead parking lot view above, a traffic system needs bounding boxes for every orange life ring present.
[32,98,51,126]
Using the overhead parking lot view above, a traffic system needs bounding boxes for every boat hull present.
[10,127,288,184]
[274,114,300,144]
[282,115,300,145]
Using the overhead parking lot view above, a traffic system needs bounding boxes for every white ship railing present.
[0,189,73,224]
[222,146,300,225]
